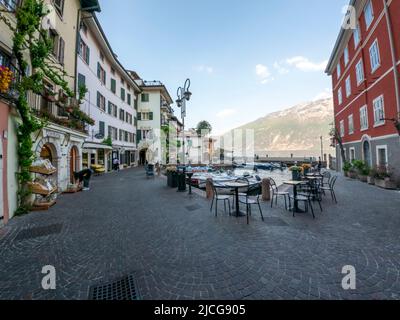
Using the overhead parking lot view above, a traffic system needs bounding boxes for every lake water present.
[233,168,291,186]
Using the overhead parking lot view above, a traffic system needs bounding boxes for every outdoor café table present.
[283,180,305,213]
[217,181,260,217]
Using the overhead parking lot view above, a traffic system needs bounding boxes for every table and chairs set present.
[208,170,338,224]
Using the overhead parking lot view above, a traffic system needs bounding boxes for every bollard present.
[262,178,271,201]
[206,178,214,200]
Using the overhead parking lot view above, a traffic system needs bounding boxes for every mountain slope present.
[233,98,334,158]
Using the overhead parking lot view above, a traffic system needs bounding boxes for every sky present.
[97,0,349,135]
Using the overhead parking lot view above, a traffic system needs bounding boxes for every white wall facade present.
[77,18,138,169]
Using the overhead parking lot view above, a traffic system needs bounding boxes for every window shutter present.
[97,62,101,79]
[59,37,65,64]
[137,130,142,142]
[78,73,86,88]
[99,121,105,136]
[97,91,101,108]
[137,112,141,120]
[86,46,90,64]
[108,101,112,114]
[149,112,153,120]
[111,79,116,93]
[104,70,106,85]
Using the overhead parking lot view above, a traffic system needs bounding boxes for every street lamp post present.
[176,79,192,167]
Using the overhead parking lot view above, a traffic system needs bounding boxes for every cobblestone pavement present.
[1,168,400,300]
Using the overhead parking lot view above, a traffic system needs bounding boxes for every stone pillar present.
[205,178,214,200]
[261,178,271,201]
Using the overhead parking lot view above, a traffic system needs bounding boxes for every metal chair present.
[321,176,338,203]
[289,187,316,219]
[210,180,232,217]
[270,178,290,210]
[238,182,264,224]
[321,171,331,187]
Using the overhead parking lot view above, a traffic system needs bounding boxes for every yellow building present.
[0,0,100,223]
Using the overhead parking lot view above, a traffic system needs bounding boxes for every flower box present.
[374,178,397,190]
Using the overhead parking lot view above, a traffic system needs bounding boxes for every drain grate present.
[186,204,202,212]
[15,224,63,241]
[263,217,289,227]
[89,275,139,300]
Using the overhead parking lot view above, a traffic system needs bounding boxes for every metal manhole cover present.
[15,224,63,241]
[89,275,139,300]
[186,204,202,212]
[263,217,289,227]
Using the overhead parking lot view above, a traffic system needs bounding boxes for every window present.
[119,129,123,141]
[108,102,118,117]
[354,24,361,48]
[53,0,65,17]
[373,95,385,126]
[108,126,118,141]
[360,105,369,130]
[337,63,341,79]
[127,94,131,106]
[355,59,364,85]
[340,120,345,137]
[97,92,106,111]
[111,78,116,94]
[99,121,105,137]
[349,148,356,161]
[348,114,354,134]
[141,93,149,102]
[344,46,349,66]
[49,30,64,64]
[364,0,374,29]
[121,88,126,101]
[345,76,351,97]
[139,112,153,121]
[376,146,388,167]
[79,38,90,64]
[97,62,106,85]
[119,109,125,121]
[338,87,343,105]
[77,73,86,91]
[369,40,381,73]
[108,101,113,115]
[57,37,65,64]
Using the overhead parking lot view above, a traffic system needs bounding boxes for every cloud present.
[273,62,289,75]
[313,88,333,101]
[195,65,214,74]
[286,56,328,72]
[216,108,237,118]
[255,64,274,84]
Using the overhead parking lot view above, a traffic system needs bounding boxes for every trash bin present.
[177,167,187,192]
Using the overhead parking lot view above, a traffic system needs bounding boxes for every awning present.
[83,142,113,151]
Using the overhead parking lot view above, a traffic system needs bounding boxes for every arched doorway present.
[69,146,79,183]
[40,143,55,164]
[363,140,372,167]
[139,149,147,166]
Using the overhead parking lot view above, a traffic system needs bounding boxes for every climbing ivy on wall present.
[0,0,94,215]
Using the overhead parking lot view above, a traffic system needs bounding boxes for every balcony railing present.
[0,0,19,11]
[28,92,89,134]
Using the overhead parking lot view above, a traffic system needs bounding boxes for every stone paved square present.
[0,168,400,300]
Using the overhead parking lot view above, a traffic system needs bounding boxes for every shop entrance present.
[139,149,147,166]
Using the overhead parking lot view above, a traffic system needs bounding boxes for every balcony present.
[28,92,89,134]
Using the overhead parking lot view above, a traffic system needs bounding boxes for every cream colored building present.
[0,0,101,223]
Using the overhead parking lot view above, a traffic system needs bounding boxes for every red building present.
[326,0,400,180]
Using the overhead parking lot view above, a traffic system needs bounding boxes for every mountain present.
[229,98,334,158]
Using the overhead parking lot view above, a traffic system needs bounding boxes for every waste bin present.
[177,167,187,192]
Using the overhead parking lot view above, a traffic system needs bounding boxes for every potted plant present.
[302,163,312,176]
[289,166,302,181]
[343,161,352,177]
[348,167,358,179]
[166,166,178,188]
[352,160,369,182]
[374,166,397,190]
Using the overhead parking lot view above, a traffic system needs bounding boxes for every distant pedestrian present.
[113,157,120,171]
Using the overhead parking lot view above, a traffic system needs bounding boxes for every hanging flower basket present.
[0,66,13,93]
